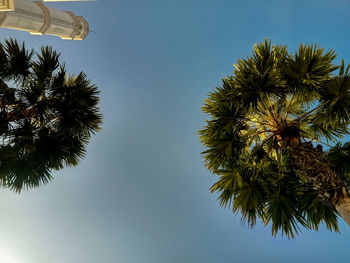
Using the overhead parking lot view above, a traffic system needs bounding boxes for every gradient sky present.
[1,0,350,262]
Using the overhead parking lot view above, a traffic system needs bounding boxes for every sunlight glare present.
[0,246,22,263]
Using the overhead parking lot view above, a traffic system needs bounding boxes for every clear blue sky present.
[1,0,350,262]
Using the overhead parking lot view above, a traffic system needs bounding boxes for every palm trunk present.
[335,197,350,227]
[289,143,350,226]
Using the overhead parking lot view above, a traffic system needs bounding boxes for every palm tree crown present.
[0,39,102,192]
[199,39,350,238]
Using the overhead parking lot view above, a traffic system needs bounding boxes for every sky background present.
[1,0,350,262]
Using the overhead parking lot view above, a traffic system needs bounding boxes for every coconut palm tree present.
[0,39,102,192]
[199,39,350,238]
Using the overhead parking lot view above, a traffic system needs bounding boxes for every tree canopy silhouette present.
[199,39,350,238]
[0,39,102,192]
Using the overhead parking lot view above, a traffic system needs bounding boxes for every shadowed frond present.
[3,38,34,81]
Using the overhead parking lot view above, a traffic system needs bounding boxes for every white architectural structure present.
[0,0,89,40]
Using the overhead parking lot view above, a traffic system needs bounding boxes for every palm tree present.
[0,39,102,192]
[199,39,350,238]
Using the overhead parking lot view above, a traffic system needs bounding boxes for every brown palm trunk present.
[335,197,350,227]
[289,143,350,226]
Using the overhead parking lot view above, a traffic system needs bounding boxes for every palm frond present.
[3,38,34,81]
[228,39,286,108]
[264,190,306,239]
[282,43,338,100]
[314,60,350,128]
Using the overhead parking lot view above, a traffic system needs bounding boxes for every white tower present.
[0,0,89,40]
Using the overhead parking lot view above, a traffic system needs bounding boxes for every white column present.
[0,0,89,40]
[0,0,15,11]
